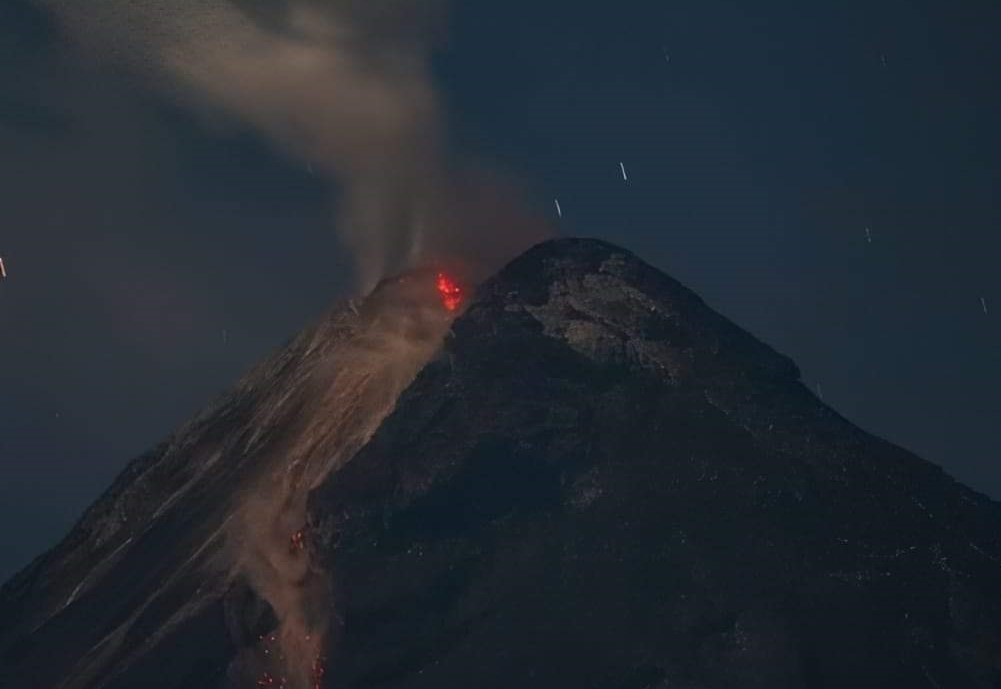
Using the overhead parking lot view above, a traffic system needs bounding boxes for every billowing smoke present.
[35,2,545,685]
[38,0,547,287]
[161,1,447,287]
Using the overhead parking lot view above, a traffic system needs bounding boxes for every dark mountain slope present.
[311,238,1001,689]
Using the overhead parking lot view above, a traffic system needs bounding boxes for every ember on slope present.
[224,271,461,689]
[255,633,325,689]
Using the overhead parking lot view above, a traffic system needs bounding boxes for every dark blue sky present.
[1,0,998,580]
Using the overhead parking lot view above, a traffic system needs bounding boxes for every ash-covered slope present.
[0,271,456,689]
[311,238,1001,689]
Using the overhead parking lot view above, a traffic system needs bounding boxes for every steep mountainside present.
[0,271,456,688]
[2,238,1000,689]
[311,239,1001,689]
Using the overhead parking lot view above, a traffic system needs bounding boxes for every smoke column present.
[35,2,547,685]
[160,1,448,288]
[38,0,545,287]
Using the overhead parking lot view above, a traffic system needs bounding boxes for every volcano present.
[2,238,1000,689]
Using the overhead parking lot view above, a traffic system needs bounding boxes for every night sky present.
[1,0,998,581]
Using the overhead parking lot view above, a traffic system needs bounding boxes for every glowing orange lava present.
[436,272,463,312]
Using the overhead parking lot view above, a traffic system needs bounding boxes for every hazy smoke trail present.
[36,2,543,685]
[159,2,449,287]
[38,0,539,288]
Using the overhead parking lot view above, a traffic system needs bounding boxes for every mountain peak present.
[463,237,799,384]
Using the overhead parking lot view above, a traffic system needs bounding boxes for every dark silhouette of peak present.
[468,237,800,380]
[3,238,1000,689]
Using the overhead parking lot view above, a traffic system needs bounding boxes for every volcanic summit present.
[2,238,1000,689]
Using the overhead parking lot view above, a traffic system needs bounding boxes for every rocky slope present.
[3,238,1000,689]
[312,239,1001,689]
[0,270,456,688]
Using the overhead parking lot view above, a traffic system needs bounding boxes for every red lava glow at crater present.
[436,272,463,312]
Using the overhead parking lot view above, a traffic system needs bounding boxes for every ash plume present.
[32,2,545,685]
[38,0,547,287]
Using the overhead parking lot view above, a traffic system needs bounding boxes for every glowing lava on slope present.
[436,272,463,312]
[311,656,327,689]
[240,273,460,689]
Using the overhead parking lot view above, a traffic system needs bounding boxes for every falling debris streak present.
[63,579,88,610]
[619,162,628,182]
[662,46,670,63]
[0,255,6,279]
[865,227,872,244]
[981,297,989,315]
[816,383,824,400]
[231,272,457,688]
[62,535,136,609]
[554,198,562,218]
